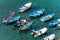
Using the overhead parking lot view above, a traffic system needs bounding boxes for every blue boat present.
[49,19,60,26]
[40,13,55,22]
[5,16,20,24]
[3,12,15,23]
[29,9,45,17]
[19,22,33,31]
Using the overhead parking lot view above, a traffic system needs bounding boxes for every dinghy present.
[19,2,32,12]
[41,34,55,40]
[29,9,45,17]
[40,13,54,22]
[19,22,33,31]
[4,16,20,24]
[31,27,47,37]
[49,19,60,26]
[3,12,15,23]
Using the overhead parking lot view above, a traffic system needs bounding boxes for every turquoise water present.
[0,0,60,40]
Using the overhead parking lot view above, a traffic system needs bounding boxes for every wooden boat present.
[19,22,33,31]
[3,12,15,23]
[41,34,55,40]
[19,2,32,12]
[31,27,47,37]
[49,19,60,26]
[29,9,45,17]
[4,16,20,24]
[40,13,54,22]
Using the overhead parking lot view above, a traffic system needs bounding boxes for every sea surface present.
[0,0,60,40]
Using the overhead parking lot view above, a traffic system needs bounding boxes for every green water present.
[0,0,60,40]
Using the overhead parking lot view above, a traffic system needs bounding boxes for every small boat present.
[19,2,32,12]
[49,19,60,26]
[40,13,54,22]
[4,16,20,24]
[31,27,47,37]
[3,12,15,23]
[14,19,27,27]
[41,34,55,40]
[19,22,33,31]
[29,9,45,17]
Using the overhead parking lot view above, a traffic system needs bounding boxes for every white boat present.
[31,27,47,37]
[19,2,32,12]
[41,34,55,40]
[40,13,54,22]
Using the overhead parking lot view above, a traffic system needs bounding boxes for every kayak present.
[49,19,60,26]
[19,22,33,31]
[3,12,15,23]
[29,9,45,17]
[19,2,32,12]
[31,27,47,37]
[41,34,55,40]
[40,13,54,22]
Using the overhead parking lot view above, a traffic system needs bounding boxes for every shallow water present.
[0,0,60,40]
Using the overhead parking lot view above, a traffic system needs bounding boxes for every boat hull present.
[4,16,20,24]
[29,9,45,17]
[19,2,32,12]
[31,27,47,37]
[3,12,15,23]
[41,34,55,40]
[40,13,54,22]
[19,22,33,31]
[49,19,60,26]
